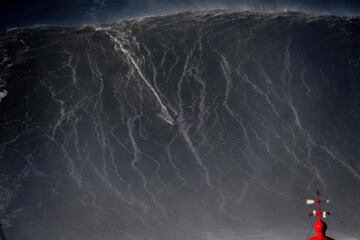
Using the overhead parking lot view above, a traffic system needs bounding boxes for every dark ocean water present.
[0,10,360,240]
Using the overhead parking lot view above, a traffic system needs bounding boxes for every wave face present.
[0,11,360,240]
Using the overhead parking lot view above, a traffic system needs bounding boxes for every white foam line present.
[104,29,175,125]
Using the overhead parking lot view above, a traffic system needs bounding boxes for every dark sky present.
[1,0,360,28]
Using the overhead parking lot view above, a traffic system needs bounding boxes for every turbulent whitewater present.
[0,10,360,240]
